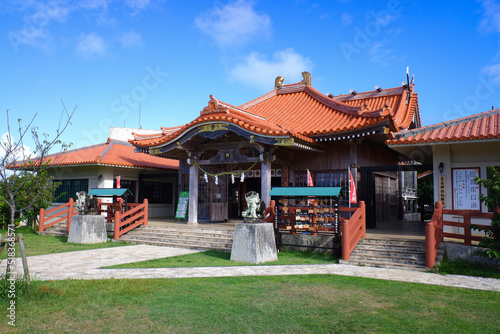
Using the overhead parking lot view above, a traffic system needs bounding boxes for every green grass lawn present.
[0,227,499,332]
[103,249,338,269]
[1,275,499,333]
[0,227,130,259]
[437,256,500,279]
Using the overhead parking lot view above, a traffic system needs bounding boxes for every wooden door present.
[210,175,228,222]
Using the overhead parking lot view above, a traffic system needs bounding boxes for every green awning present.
[88,188,133,197]
[269,187,344,197]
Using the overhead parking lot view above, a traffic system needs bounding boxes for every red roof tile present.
[41,140,178,169]
[387,108,500,145]
[131,82,419,148]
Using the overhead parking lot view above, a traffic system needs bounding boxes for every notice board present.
[452,168,480,210]
[175,191,189,219]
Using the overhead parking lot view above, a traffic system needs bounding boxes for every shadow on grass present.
[201,250,231,261]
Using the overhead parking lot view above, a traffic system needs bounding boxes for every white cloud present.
[78,0,112,10]
[125,0,151,11]
[341,12,353,26]
[195,0,271,48]
[482,63,500,82]
[7,1,73,52]
[1,132,32,163]
[369,41,400,66]
[75,32,107,57]
[7,1,153,52]
[478,0,500,34]
[230,48,313,89]
[119,30,143,48]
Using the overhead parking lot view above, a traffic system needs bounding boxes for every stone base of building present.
[280,233,341,255]
[443,242,500,267]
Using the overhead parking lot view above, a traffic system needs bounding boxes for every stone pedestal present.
[68,215,107,244]
[230,223,277,264]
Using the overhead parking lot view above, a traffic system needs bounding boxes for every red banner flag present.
[349,170,357,203]
[116,176,121,189]
[307,169,314,187]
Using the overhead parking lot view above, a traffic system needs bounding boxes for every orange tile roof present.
[41,140,178,169]
[131,82,419,148]
[240,84,418,136]
[387,108,500,145]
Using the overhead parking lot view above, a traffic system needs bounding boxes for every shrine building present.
[130,72,421,226]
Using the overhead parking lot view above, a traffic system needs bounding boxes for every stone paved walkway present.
[12,245,500,292]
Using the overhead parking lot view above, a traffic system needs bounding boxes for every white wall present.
[47,165,176,218]
[433,141,500,235]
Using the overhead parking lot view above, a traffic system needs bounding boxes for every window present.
[139,181,173,204]
[54,179,89,203]
[114,179,136,203]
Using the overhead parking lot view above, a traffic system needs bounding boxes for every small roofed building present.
[387,108,500,231]
[130,72,421,227]
[43,128,179,218]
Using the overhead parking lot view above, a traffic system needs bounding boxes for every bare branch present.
[1,102,77,227]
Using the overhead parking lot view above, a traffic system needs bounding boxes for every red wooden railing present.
[114,199,148,239]
[425,202,443,268]
[39,198,78,234]
[341,201,366,261]
[264,200,276,223]
[425,202,494,267]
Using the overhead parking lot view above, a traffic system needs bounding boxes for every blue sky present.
[1,0,499,152]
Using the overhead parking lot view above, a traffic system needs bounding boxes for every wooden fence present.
[425,201,494,267]
[341,201,366,261]
[39,198,78,234]
[114,199,148,239]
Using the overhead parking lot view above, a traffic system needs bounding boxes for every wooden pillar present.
[261,159,271,207]
[188,163,199,225]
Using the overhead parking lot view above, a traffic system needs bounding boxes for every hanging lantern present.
[231,174,235,184]
[240,172,245,182]
[204,173,208,183]
[215,175,219,185]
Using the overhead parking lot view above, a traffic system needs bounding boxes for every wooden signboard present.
[438,175,446,207]
[452,168,480,210]
[175,191,189,219]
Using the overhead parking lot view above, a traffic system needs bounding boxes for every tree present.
[471,166,500,259]
[0,171,61,228]
[0,103,76,229]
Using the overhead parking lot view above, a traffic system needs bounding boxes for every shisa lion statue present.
[242,191,266,221]
[75,191,98,215]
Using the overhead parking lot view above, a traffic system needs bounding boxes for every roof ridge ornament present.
[201,94,229,116]
[357,103,370,115]
[379,103,394,117]
[275,76,285,90]
[300,71,311,86]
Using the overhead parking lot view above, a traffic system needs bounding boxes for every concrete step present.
[351,249,426,259]
[349,253,426,266]
[38,223,68,237]
[340,258,430,271]
[119,236,232,251]
[38,230,68,237]
[344,238,432,270]
[131,227,233,239]
[357,238,425,246]
[353,243,426,253]
[119,225,234,251]
[127,233,233,243]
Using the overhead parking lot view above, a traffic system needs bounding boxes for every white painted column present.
[261,159,272,207]
[433,144,451,209]
[188,163,198,225]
